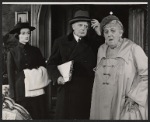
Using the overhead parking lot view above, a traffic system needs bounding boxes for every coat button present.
[103,82,106,85]
[106,82,109,85]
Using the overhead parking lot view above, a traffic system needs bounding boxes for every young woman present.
[7,22,48,119]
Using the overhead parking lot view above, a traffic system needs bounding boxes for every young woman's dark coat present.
[7,42,47,119]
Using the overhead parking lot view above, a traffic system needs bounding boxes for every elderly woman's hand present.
[125,97,137,111]
[91,19,101,36]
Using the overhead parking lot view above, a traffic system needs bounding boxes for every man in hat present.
[47,10,103,119]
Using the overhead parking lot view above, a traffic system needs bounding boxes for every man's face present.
[72,21,89,38]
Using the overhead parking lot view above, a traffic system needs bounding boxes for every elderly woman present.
[90,14,148,120]
[7,22,48,119]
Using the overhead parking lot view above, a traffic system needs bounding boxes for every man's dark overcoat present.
[47,33,101,119]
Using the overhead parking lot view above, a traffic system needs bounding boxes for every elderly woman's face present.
[72,21,89,38]
[19,28,31,44]
[103,21,123,49]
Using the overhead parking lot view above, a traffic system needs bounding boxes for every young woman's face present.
[103,21,123,49]
[19,28,31,44]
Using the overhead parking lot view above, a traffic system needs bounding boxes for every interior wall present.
[2,4,31,36]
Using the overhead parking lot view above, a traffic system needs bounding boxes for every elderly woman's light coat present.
[90,38,148,120]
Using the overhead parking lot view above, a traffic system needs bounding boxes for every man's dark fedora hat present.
[9,22,35,34]
[69,10,91,24]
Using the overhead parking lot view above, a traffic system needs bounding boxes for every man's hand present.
[91,19,101,36]
[57,76,66,85]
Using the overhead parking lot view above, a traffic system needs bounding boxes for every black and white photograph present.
[2,2,148,120]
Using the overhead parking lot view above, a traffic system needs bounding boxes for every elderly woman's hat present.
[9,22,35,34]
[69,10,91,24]
[100,12,121,32]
